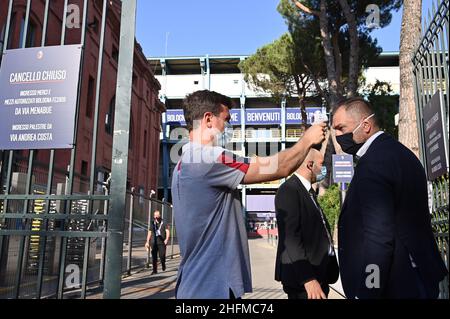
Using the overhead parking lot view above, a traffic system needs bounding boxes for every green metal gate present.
[0,0,137,299]
[412,0,449,299]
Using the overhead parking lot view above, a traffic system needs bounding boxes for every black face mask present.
[336,132,364,155]
[336,113,375,155]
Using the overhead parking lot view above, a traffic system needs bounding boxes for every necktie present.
[354,155,360,167]
[309,188,335,256]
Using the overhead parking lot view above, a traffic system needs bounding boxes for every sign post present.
[333,154,354,208]
[422,91,449,181]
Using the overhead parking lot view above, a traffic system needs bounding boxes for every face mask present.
[336,114,375,155]
[315,166,327,183]
[217,121,233,148]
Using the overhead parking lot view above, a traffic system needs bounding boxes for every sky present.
[136,0,436,58]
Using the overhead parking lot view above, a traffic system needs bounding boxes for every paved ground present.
[245,238,345,299]
[87,237,345,299]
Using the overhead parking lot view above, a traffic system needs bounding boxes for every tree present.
[399,0,422,158]
[317,184,341,237]
[278,0,401,191]
[363,80,400,139]
[284,0,402,107]
[239,32,326,124]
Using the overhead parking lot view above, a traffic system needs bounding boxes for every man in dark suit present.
[275,149,339,299]
[332,97,448,299]
[145,210,170,275]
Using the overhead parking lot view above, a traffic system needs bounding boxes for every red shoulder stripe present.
[218,152,250,174]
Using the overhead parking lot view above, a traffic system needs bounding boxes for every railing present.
[0,182,175,299]
[412,0,449,299]
[122,190,178,277]
[245,128,282,140]
[286,128,305,140]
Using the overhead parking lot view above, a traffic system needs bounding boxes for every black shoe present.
[151,270,158,275]
[162,265,166,271]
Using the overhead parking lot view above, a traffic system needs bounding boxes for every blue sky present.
[136,0,435,58]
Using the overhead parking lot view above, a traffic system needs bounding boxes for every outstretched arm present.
[243,123,326,184]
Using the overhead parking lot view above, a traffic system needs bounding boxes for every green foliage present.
[238,32,325,106]
[363,80,400,139]
[317,184,341,236]
[277,0,390,95]
[279,0,402,32]
[238,33,297,101]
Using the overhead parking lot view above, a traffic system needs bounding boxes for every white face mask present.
[216,122,233,147]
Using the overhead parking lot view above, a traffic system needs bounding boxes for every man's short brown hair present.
[182,90,235,131]
[334,97,379,127]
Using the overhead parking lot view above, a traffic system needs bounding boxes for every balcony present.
[245,128,281,142]
[285,128,305,142]
[238,179,282,190]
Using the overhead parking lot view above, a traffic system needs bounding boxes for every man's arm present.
[243,123,326,184]
[164,227,170,246]
[145,230,152,250]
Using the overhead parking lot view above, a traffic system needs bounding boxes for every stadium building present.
[148,53,399,224]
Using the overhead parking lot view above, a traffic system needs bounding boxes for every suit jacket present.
[338,133,448,299]
[151,219,167,244]
[274,174,338,290]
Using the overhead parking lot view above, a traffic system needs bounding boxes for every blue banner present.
[166,109,186,125]
[166,109,241,126]
[164,107,327,126]
[286,107,326,124]
[245,108,281,125]
[0,45,82,150]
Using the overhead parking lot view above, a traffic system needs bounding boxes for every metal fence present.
[122,190,178,276]
[0,182,175,299]
[0,0,146,299]
[412,0,449,299]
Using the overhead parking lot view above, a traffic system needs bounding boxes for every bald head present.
[297,148,324,183]
[302,148,323,168]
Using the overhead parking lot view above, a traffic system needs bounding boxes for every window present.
[105,96,115,135]
[143,130,148,158]
[132,73,138,88]
[128,117,134,150]
[0,23,5,56]
[81,160,88,176]
[6,13,16,49]
[19,18,37,48]
[86,76,95,118]
[90,16,99,34]
[112,45,119,63]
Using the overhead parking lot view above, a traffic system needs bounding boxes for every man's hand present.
[164,239,169,246]
[145,242,150,252]
[303,123,327,147]
[304,279,327,299]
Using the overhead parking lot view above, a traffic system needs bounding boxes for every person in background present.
[145,210,170,275]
